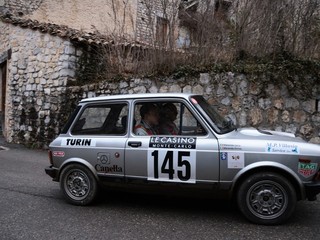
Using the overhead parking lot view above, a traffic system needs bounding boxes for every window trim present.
[131,98,209,137]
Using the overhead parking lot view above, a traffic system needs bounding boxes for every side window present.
[132,101,206,136]
[72,103,128,135]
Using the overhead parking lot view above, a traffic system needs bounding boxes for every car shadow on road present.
[93,188,320,226]
[96,188,244,223]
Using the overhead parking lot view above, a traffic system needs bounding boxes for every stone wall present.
[4,60,320,147]
[0,23,79,145]
[1,0,42,15]
[64,73,320,145]
[136,0,179,45]
[0,20,9,57]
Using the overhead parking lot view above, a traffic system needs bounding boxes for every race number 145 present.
[147,149,196,183]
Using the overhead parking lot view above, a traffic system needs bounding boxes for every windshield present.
[190,95,236,134]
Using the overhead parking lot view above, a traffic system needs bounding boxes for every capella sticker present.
[95,153,123,173]
[298,162,318,178]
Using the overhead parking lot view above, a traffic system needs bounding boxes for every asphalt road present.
[0,139,319,240]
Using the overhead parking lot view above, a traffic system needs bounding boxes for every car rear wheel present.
[237,172,296,225]
[60,164,98,205]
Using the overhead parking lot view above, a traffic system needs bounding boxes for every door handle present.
[128,141,142,148]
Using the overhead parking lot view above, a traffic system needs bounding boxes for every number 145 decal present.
[147,149,196,183]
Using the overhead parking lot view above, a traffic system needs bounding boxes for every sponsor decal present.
[61,138,96,147]
[266,142,299,154]
[149,137,196,149]
[95,153,123,173]
[95,164,123,173]
[220,144,242,150]
[98,153,111,165]
[298,162,318,178]
[227,152,245,169]
[52,151,65,157]
[220,152,228,161]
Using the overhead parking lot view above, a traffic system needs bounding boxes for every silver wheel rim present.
[64,169,90,200]
[246,180,288,220]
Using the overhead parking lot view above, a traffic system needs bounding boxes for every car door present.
[124,99,220,185]
[67,101,129,178]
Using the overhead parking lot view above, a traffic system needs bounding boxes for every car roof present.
[80,93,198,103]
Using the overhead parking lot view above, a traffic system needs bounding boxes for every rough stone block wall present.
[136,0,161,44]
[136,0,176,44]
[63,73,320,145]
[2,0,42,15]
[0,21,9,57]
[3,25,78,146]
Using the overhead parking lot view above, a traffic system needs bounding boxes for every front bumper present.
[304,181,320,201]
[45,166,59,181]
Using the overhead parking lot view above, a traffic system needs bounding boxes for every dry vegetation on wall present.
[232,0,320,60]
[76,0,320,82]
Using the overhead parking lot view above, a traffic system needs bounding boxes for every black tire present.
[237,172,297,225]
[60,164,98,206]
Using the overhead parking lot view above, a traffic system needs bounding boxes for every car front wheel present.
[60,164,98,206]
[237,172,297,225]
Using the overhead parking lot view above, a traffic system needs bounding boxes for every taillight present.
[48,150,53,165]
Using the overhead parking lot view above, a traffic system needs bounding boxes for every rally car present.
[45,93,320,225]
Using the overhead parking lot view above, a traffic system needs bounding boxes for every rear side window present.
[61,106,81,134]
[71,103,128,135]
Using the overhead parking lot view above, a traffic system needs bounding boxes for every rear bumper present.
[304,181,320,201]
[45,166,59,181]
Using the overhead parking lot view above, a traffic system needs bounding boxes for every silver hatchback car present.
[45,93,320,225]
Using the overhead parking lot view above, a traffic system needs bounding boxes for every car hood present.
[219,127,320,157]
[226,127,305,143]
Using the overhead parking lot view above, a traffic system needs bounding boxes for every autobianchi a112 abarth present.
[45,93,320,225]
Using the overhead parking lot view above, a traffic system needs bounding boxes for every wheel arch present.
[58,158,98,181]
[230,162,306,201]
